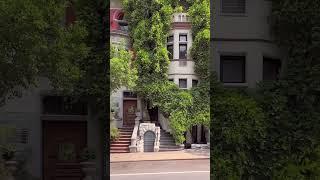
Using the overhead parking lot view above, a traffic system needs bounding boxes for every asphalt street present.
[110,159,210,180]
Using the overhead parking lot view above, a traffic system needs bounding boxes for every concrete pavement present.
[110,149,210,162]
[110,159,210,180]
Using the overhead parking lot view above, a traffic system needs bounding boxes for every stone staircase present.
[159,130,183,152]
[110,127,133,153]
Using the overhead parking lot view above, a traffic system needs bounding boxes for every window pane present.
[167,45,173,59]
[167,35,174,42]
[42,96,88,115]
[222,0,246,14]
[220,56,245,83]
[179,79,187,88]
[169,79,174,82]
[179,34,187,41]
[179,44,187,59]
[192,80,198,87]
[263,58,281,81]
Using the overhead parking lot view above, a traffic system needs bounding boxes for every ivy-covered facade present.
[110,0,210,150]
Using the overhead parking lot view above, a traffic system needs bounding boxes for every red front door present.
[43,121,87,180]
[123,100,137,127]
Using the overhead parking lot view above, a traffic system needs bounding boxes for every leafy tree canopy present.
[0,0,89,105]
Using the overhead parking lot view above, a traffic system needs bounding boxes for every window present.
[179,34,188,59]
[179,44,187,59]
[179,79,187,89]
[167,35,174,43]
[192,79,198,87]
[169,79,174,82]
[167,35,174,59]
[220,55,246,83]
[221,0,246,14]
[167,45,173,59]
[123,91,137,98]
[263,58,281,81]
[42,96,88,115]
[179,34,187,42]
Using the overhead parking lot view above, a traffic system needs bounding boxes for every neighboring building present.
[212,0,283,88]
[0,5,103,180]
[110,1,209,154]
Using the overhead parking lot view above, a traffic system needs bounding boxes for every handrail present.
[130,124,139,146]
[129,113,141,152]
[154,126,161,152]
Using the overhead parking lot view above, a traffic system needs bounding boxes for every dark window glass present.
[169,79,174,82]
[123,91,137,98]
[42,96,87,115]
[167,45,173,59]
[220,55,246,83]
[179,44,187,59]
[192,80,198,87]
[179,34,187,42]
[221,0,246,14]
[167,35,174,43]
[179,79,187,88]
[263,58,281,81]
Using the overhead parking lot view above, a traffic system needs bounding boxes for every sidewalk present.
[110,149,210,162]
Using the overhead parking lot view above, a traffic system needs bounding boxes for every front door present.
[43,121,87,180]
[123,100,137,127]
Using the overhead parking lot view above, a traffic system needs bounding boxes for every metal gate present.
[144,131,155,152]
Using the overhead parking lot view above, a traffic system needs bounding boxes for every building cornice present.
[171,22,192,30]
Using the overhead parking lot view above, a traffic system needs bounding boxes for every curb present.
[110,157,209,163]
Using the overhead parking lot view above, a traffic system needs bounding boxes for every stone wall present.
[136,123,160,152]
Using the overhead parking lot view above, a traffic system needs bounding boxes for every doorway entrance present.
[43,121,87,180]
[123,100,137,127]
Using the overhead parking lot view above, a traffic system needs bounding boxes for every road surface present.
[110,159,210,180]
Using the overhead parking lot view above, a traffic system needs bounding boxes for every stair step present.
[110,146,129,150]
[119,129,133,132]
[110,140,131,144]
[119,135,131,137]
[111,144,130,147]
[117,137,131,141]
[110,150,129,153]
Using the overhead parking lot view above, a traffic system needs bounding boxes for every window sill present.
[223,83,248,87]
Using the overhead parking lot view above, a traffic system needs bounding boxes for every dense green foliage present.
[0,0,88,106]
[256,1,320,178]
[110,45,137,92]
[110,126,120,141]
[188,0,210,128]
[211,92,266,179]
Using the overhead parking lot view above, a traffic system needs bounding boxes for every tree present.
[0,0,89,106]
[110,45,137,92]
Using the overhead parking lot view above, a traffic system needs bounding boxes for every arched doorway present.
[144,131,155,152]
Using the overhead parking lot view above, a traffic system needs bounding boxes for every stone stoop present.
[159,130,183,152]
[110,127,133,153]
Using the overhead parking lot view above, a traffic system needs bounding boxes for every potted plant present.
[79,147,96,180]
[0,144,17,180]
[1,144,16,162]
